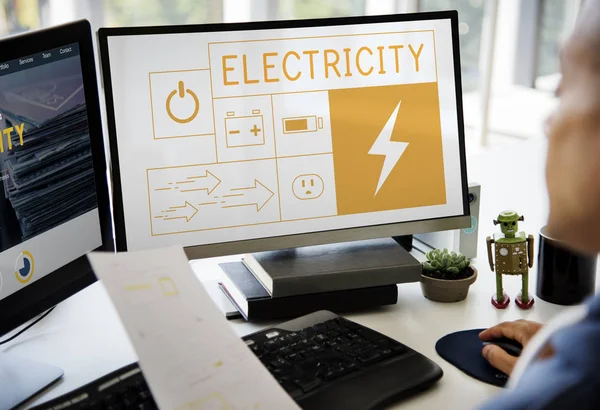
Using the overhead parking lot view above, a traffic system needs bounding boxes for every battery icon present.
[282,116,323,134]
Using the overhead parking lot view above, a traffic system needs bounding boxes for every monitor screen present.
[100,12,469,255]
[0,42,103,304]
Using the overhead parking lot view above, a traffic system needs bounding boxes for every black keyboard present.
[29,311,442,410]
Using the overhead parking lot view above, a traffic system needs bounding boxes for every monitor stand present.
[0,353,63,409]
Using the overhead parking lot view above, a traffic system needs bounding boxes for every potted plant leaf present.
[420,248,477,302]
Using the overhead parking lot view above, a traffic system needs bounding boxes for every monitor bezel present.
[0,20,114,337]
[98,11,470,259]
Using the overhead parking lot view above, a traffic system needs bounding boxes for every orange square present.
[329,83,446,215]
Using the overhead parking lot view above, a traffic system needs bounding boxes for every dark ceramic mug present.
[536,226,598,305]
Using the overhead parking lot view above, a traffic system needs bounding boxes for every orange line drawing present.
[154,133,215,140]
[160,201,199,223]
[222,204,254,209]
[293,174,325,200]
[146,171,153,236]
[148,69,213,140]
[271,95,283,222]
[166,80,200,124]
[225,179,274,212]
[282,116,318,134]
[155,188,171,191]
[148,68,210,75]
[224,115,266,148]
[150,214,337,237]
[158,277,179,297]
[207,29,434,46]
[175,170,222,194]
[181,188,208,193]
[208,66,220,163]
[208,30,437,98]
[175,180,194,184]
[432,30,439,82]
[198,202,218,206]
[146,158,272,171]
[223,193,243,198]
[148,73,158,142]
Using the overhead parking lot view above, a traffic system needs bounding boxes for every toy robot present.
[486,210,535,309]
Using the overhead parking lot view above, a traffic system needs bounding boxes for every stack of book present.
[218,238,422,321]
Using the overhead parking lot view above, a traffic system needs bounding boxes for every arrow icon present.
[161,201,198,222]
[182,170,221,195]
[222,180,274,212]
[155,170,221,194]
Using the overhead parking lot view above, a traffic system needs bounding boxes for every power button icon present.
[166,80,200,124]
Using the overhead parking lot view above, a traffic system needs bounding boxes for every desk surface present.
[5,138,598,410]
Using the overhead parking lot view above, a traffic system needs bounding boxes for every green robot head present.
[493,210,524,238]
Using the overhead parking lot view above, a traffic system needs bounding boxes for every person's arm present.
[478,296,600,410]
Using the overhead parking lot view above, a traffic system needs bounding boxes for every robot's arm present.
[527,234,535,268]
[486,236,495,271]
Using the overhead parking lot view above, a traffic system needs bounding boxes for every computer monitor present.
[99,11,469,259]
[0,20,112,408]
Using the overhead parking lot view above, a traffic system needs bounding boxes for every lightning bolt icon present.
[368,100,409,196]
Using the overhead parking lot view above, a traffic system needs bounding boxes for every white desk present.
[5,138,598,410]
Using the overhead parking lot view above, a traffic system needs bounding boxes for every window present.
[105,0,223,27]
[534,0,580,91]
[0,0,580,150]
[418,0,485,92]
[288,0,366,19]
[1,0,41,36]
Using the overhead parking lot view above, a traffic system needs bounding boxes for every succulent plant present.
[422,248,470,277]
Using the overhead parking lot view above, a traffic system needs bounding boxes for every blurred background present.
[0,0,582,155]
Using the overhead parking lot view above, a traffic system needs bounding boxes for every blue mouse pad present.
[435,329,509,387]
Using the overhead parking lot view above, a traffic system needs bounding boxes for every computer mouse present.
[482,337,523,357]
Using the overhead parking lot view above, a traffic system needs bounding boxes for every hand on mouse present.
[479,320,543,376]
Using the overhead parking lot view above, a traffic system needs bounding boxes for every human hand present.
[479,320,544,376]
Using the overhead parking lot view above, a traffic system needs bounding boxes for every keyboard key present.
[286,332,301,344]
[312,323,327,333]
[79,401,102,409]
[270,358,293,371]
[357,328,384,342]
[302,327,315,338]
[281,382,304,399]
[358,352,382,365]
[138,391,152,401]
[264,340,279,352]
[286,352,303,363]
[321,363,349,381]
[326,330,340,338]
[294,376,321,393]
[136,401,157,410]
[325,320,338,330]
[391,344,406,354]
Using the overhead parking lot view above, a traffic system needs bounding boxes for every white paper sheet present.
[87,246,300,410]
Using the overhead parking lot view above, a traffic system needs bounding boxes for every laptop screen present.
[0,42,102,302]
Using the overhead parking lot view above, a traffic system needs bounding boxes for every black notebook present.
[241,237,421,297]
[219,261,398,321]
